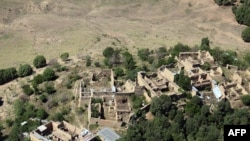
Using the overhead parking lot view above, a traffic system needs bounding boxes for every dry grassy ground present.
[0,0,248,68]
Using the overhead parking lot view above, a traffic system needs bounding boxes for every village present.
[23,47,250,141]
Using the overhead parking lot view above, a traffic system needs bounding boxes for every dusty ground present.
[0,0,248,68]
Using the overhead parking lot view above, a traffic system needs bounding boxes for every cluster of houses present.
[29,50,250,141]
[138,50,250,109]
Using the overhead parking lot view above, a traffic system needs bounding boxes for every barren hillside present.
[0,0,248,68]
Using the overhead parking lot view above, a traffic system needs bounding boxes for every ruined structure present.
[137,68,181,101]
[30,121,94,141]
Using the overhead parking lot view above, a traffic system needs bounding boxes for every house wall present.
[137,72,158,97]
[233,71,242,84]
[159,68,175,82]
[89,118,122,128]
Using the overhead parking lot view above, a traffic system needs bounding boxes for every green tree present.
[60,52,69,61]
[214,0,234,6]
[18,64,33,77]
[51,112,64,121]
[122,51,136,70]
[241,95,250,106]
[22,85,34,96]
[113,67,124,77]
[32,74,44,89]
[138,48,150,61]
[200,62,211,70]
[185,96,203,117]
[235,2,250,26]
[103,47,114,58]
[200,37,211,51]
[36,108,48,119]
[39,94,47,103]
[156,47,168,59]
[241,26,250,42]
[43,68,56,81]
[0,68,17,85]
[174,70,191,91]
[44,83,56,94]
[170,43,191,57]
[33,55,46,68]
[86,56,92,67]
[150,95,172,116]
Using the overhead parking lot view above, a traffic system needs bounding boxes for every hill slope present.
[0,0,248,68]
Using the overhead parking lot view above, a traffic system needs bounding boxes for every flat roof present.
[97,127,120,141]
[212,86,222,100]
[38,125,47,132]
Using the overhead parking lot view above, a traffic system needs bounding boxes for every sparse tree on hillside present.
[60,52,69,61]
[18,64,33,77]
[103,47,114,58]
[241,26,250,42]
[138,48,150,61]
[43,68,56,81]
[33,55,47,68]
[241,95,250,106]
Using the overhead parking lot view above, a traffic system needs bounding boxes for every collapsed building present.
[30,121,94,141]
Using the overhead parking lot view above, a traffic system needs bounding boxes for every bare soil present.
[0,0,248,68]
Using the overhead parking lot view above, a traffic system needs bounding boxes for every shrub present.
[138,48,150,61]
[33,55,46,68]
[114,67,124,77]
[39,94,47,103]
[44,83,56,94]
[103,47,114,58]
[43,68,56,81]
[241,26,250,42]
[241,95,250,106]
[22,85,34,96]
[36,108,48,119]
[94,62,101,67]
[86,56,92,67]
[60,52,69,61]
[32,74,44,88]
[0,68,18,85]
[18,64,33,77]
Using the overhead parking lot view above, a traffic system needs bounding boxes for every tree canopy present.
[33,55,47,68]
[43,68,56,81]
[241,26,250,42]
[18,64,33,77]
[60,52,69,61]
[0,67,18,85]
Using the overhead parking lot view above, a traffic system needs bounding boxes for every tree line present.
[215,0,250,42]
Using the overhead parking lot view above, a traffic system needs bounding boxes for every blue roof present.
[213,86,222,100]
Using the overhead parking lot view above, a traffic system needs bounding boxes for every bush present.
[32,74,44,88]
[44,83,56,94]
[86,56,92,67]
[0,68,18,85]
[39,94,47,103]
[22,85,34,96]
[214,0,234,6]
[51,112,64,121]
[33,55,46,68]
[43,68,56,81]
[60,52,69,61]
[36,108,48,119]
[138,48,150,61]
[241,95,250,106]
[200,62,211,70]
[103,47,114,58]
[114,67,124,77]
[18,64,33,77]
[94,62,101,67]
[235,4,250,26]
[241,26,250,42]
